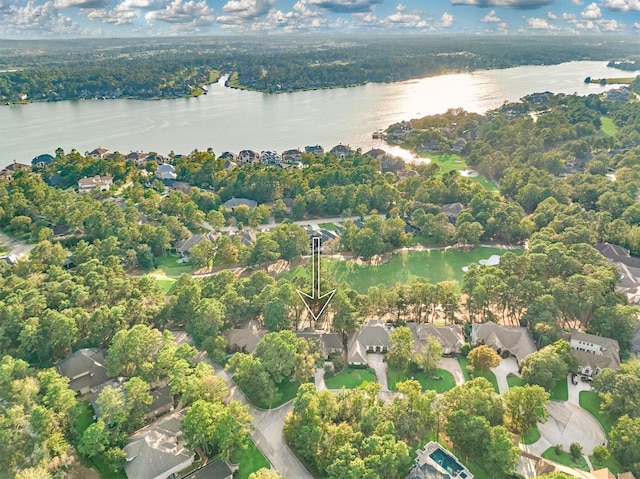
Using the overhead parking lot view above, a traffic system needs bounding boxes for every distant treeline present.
[2,35,640,101]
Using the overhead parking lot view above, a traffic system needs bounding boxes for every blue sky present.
[0,0,639,38]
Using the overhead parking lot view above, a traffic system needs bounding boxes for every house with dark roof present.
[282,149,302,164]
[440,203,465,224]
[224,159,238,171]
[223,198,258,210]
[296,330,343,359]
[0,161,32,180]
[174,231,220,259]
[86,147,109,159]
[32,154,54,166]
[471,321,537,364]
[219,151,238,162]
[595,243,640,304]
[56,348,111,396]
[124,410,193,479]
[238,150,260,164]
[567,329,620,377]
[145,385,175,420]
[348,320,392,365]
[182,459,234,479]
[305,145,324,157]
[408,323,465,355]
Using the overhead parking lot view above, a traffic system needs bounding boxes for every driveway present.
[366,353,388,391]
[567,375,592,405]
[0,231,35,261]
[315,367,327,391]
[491,357,519,394]
[214,368,313,479]
[438,357,465,386]
[526,401,606,456]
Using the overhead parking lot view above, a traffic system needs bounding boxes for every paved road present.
[214,368,313,479]
[491,357,519,394]
[438,358,465,386]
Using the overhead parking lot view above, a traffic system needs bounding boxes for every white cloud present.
[525,16,558,29]
[634,21,640,28]
[145,0,214,25]
[581,2,601,18]
[571,0,583,4]
[602,0,640,11]
[248,0,328,31]
[87,8,138,23]
[451,0,552,8]
[217,0,274,24]
[0,0,80,35]
[481,9,501,21]
[440,11,454,27]
[547,11,558,19]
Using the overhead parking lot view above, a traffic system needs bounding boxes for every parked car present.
[580,375,593,383]
[571,373,578,385]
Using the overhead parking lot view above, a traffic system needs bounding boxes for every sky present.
[0,0,639,38]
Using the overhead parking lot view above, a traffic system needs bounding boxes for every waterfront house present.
[238,150,260,164]
[31,154,54,166]
[305,145,324,157]
[471,321,537,364]
[86,147,109,159]
[260,150,282,165]
[78,175,113,193]
[282,149,302,163]
[330,144,352,158]
[219,151,238,162]
[441,203,465,224]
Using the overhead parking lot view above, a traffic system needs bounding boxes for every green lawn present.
[155,277,177,294]
[600,116,618,136]
[521,426,541,445]
[541,447,589,472]
[281,247,521,294]
[74,401,94,436]
[325,367,376,389]
[424,152,498,192]
[90,455,127,479]
[457,356,499,393]
[318,222,339,231]
[550,377,568,401]
[437,439,493,479]
[150,255,192,277]
[387,366,457,393]
[579,391,616,434]
[231,436,270,479]
[246,378,300,409]
[507,374,525,388]
[589,453,623,475]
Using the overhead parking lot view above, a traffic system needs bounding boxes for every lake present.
[0,61,624,168]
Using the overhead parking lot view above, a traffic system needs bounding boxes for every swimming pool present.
[429,448,466,477]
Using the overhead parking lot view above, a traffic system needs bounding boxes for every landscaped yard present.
[155,277,176,294]
[282,247,521,294]
[589,453,623,475]
[231,436,270,479]
[318,222,339,231]
[579,390,615,434]
[541,447,589,472]
[521,426,541,445]
[506,374,524,388]
[387,366,457,393]
[325,367,376,389]
[457,356,499,393]
[550,377,568,401]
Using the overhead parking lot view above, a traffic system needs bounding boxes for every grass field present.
[387,366,457,393]
[550,378,568,401]
[231,436,270,479]
[579,391,615,434]
[424,152,498,192]
[325,367,376,389]
[541,447,589,472]
[506,374,525,388]
[155,277,177,294]
[600,116,618,136]
[521,426,541,445]
[282,247,521,294]
[150,255,192,277]
[457,356,499,393]
[318,222,340,231]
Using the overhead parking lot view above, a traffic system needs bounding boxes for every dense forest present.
[1,35,640,101]
[3,87,640,477]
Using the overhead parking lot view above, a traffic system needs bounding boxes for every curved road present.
[214,368,313,479]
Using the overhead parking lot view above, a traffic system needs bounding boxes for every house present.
[330,144,352,158]
[126,151,149,165]
[407,441,474,479]
[224,320,265,354]
[155,164,177,181]
[282,149,302,163]
[440,203,465,224]
[78,175,113,193]
[238,150,260,164]
[56,348,111,396]
[174,232,220,259]
[31,154,54,166]
[471,321,537,363]
[408,323,465,355]
[233,230,258,247]
[145,385,174,419]
[567,329,620,377]
[296,330,343,359]
[219,151,238,162]
[595,243,640,304]
[182,458,234,479]
[260,150,281,165]
[86,147,109,159]
[618,473,637,479]
[223,197,257,210]
[124,410,194,479]
[224,160,238,171]
[348,320,392,365]
[305,145,324,157]
[364,148,387,160]
[172,181,193,194]
[0,161,32,180]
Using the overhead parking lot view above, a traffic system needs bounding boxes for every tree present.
[248,469,283,479]
[467,345,501,373]
[78,419,109,457]
[271,223,309,262]
[592,445,610,463]
[415,336,442,373]
[124,377,152,430]
[96,385,128,429]
[387,326,414,371]
[263,297,290,332]
[485,425,520,475]
[245,235,280,267]
[569,442,583,461]
[254,331,299,384]
[446,410,490,458]
[608,415,640,475]
[107,325,165,381]
[520,343,571,392]
[206,210,226,230]
[225,353,278,407]
[503,385,549,435]
[186,298,225,345]
[188,239,216,269]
